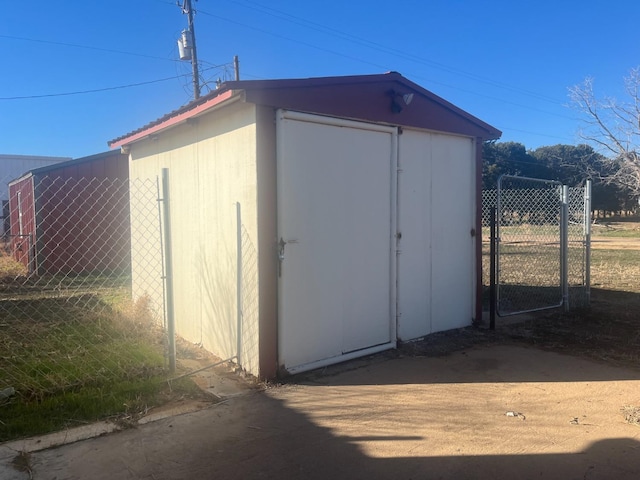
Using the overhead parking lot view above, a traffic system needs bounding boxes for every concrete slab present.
[0,445,30,480]
[6,345,640,479]
[0,359,255,478]
[179,358,254,400]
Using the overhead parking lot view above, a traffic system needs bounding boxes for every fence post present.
[584,180,592,306]
[561,185,569,312]
[161,168,177,373]
[489,206,497,329]
[236,202,243,367]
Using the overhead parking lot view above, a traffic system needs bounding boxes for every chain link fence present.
[482,176,590,316]
[481,188,497,298]
[0,176,166,403]
[567,185,591,308]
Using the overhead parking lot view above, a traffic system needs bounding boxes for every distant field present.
[591,221,640,250]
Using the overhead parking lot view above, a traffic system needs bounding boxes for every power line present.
[195,11,411,77]
[4,24,572,120]
[501,127,576,141]
[221,0,563,105]
[0,76,182,100]
[412,77,578,121]
[194,9,574,120]
[0,34,179,63]
[1,5,573,140]
[1,10,565,116]
[0,63,232,100]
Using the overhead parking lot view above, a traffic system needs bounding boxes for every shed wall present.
[34,153,129,274]
[128,101,262,376]
[8,153,129,275]
[1,156,70,234]
[254,105,278,379]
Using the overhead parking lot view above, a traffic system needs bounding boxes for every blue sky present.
[1,0,639,158]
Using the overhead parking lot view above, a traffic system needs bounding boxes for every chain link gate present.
[482,175,591,318]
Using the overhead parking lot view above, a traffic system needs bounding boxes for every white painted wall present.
[128,101,262,376]
[397,129,476,340]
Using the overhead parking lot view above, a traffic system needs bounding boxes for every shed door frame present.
[276,109,398,374]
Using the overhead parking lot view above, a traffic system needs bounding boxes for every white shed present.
[109,72,501,379]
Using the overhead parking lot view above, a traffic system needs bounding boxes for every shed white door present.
[430,133,475,332]
[277,111,397,373]
[397,130,475,339]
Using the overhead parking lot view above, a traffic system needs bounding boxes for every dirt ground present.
[2,342,639,480]
[1,223,637,479]
[590,237,640,250]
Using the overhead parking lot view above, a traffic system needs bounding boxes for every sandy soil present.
[590,237,640,250]
[14,345,640,480]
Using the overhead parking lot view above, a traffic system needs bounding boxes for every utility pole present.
[182,0,200,100]
[234,55,240,81]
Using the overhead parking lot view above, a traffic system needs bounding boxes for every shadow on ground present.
[20,344,640,480]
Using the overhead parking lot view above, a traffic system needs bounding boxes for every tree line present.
[483,67,640,218]
[482,141,638,217]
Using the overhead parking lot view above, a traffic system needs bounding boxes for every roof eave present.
[108,89,239,149]
[8,172,35,187]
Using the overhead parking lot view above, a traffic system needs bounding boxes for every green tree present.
[530,144,600,185]
[482,141,548,189]
[530,144,627,216]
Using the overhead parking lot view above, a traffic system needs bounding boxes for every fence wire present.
[0,176,166,403]
[482,177,589,316]
[497,177,564,315]
[567,186,590,308]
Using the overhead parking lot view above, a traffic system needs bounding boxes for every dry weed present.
[622,406,640,426]
[0,245,27,281]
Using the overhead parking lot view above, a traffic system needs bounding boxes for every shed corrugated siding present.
[33,153,129,275]
[129,102,262,377]
[1,157,69,235]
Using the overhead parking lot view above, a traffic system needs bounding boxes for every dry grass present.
[591,250,640,292]
[455,221,640,369]
[0,244,27,281]
[497,221,640,368]
[622,406,640,426]
[592,219,640,238]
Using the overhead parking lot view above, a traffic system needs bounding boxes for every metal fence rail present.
[0,177,166,402]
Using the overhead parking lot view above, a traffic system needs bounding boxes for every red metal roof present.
[108,72,501,148]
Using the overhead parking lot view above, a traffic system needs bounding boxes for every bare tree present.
[569,68,640,199]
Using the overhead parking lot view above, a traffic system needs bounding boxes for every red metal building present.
[8,151,129,275]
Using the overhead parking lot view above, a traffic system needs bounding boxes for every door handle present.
[278,238,286,277]
[278,238,299,276]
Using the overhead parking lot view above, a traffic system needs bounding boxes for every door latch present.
[278,238,287,277]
